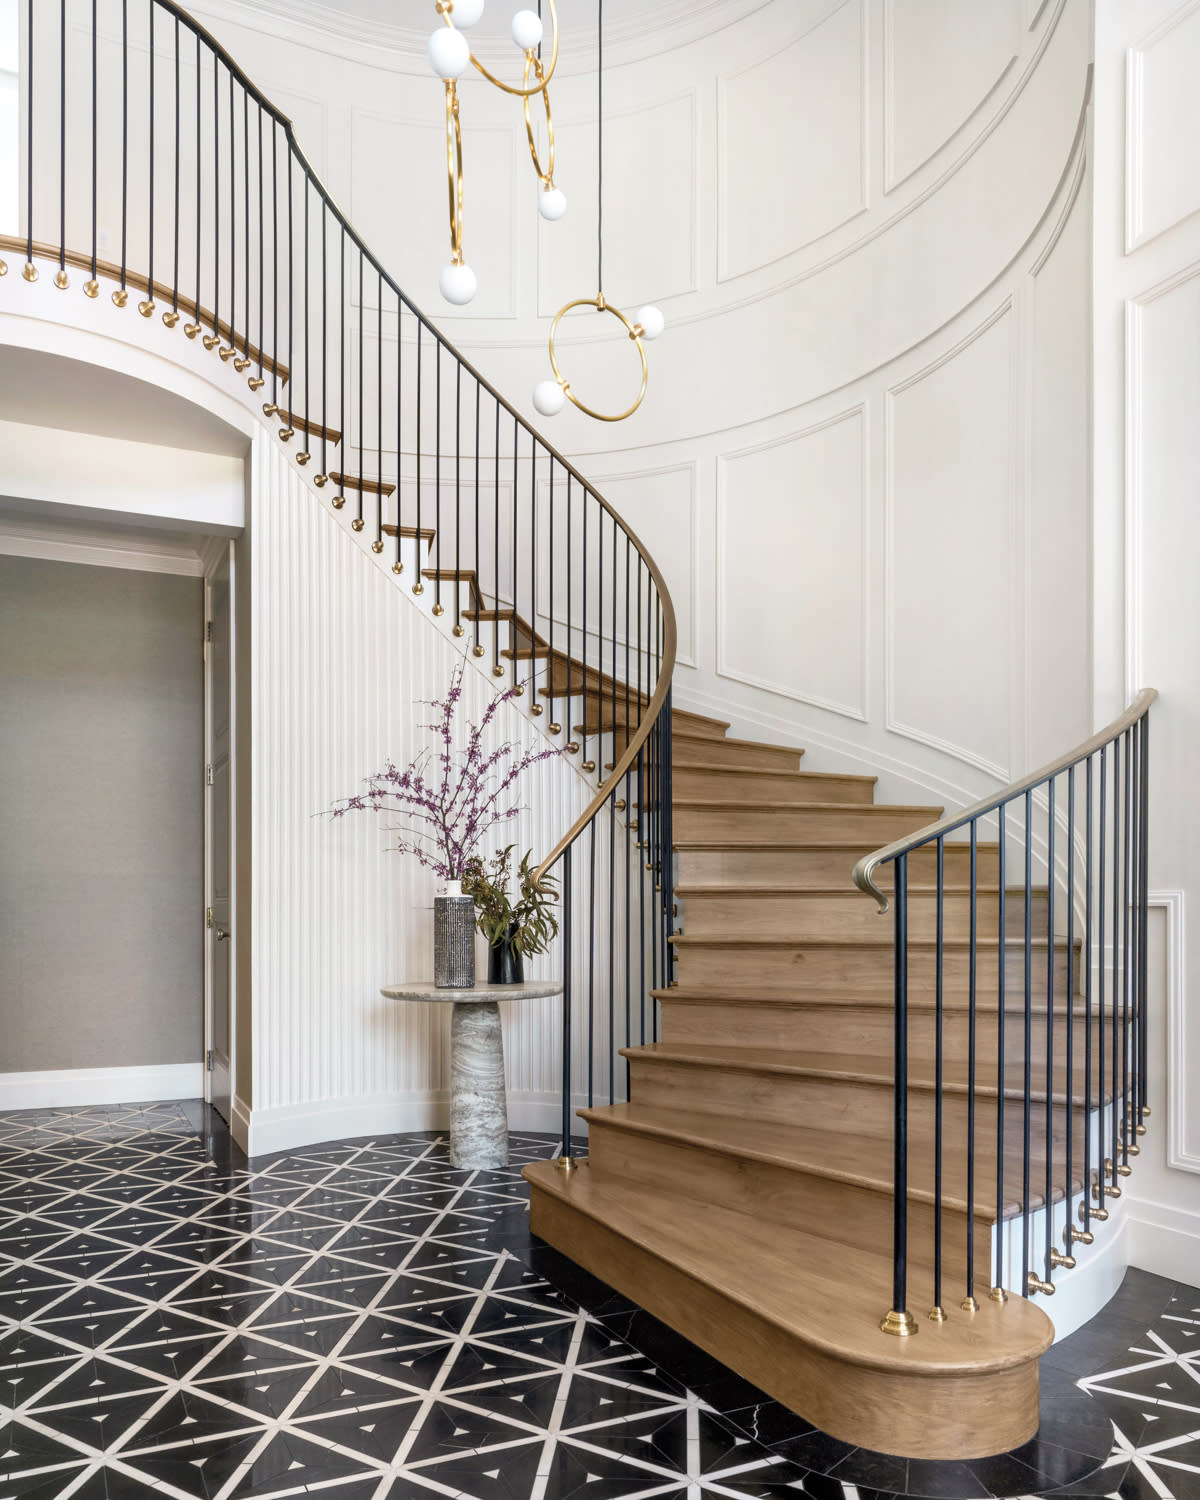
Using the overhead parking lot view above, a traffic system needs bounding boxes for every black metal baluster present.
[1066,766,1083,1254]
[547,454,555,712]
[1111,737,1121,1194]
[25,0,34,279]
[240,87,248,358]
[609,766,617,1104]
[254,101,264,387]
[453,364,462,627]
[473,381,480,638]
[1122,729,1132,1172]
[1044,777,1056,1286]
[186,30,200,339]
[964,819,978,1311]
[1138,714,1150,1128]
[433,341,441,613]
[375,269,382,542]
[88,0,97,294]
[319,206,328,475]
[1085,755,1099,1228]
[117,0,129,303]
[993,809,1008,1301]
[587,811,596,1108]
[558,846,574,1166]
[57,0,66,287]
[207,52,217,343]
[1022,789,1033,1293]
[283,152,294,432]
[883,853,912,1335]
[356,246,363,527]
[1127,724,1139,1162]
[932,835,945,1322]
[226,68,235,356]
[168,16,179,325]
[413,320,421,579]
[1097,746,1107,1217]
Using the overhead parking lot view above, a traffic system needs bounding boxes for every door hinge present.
[206,763,214,786]
[206,906,214,930]
[206,1049,214,1073]
[205,619,214,643]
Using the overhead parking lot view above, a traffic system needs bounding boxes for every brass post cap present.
[880,1309,918,1337]
[1090,1205,1110,1221]
[582,761,596,773]
[548,723,562,735]
[331,495,345,509]
[184,323,201,338]
[554,1155,581,1172]
[1049,1249,1076,1270]
[163,310,181,327]
[1142,1105,1152,1118]
[960,1296,980,1313]
[218,346,235,362]
[928,1306,946,1324]
[0,259,7,276]
[530,704,544,715]
[23,262,39,282]
[371,540,384,554]
[432,602,445,617]
[54,268,70,289]
[452,624,465,637]
[989,1286,1009,1303]
[1027,1273,1055,1296]
[313,474,328,488]
[472,645,485,657]
[491,664,505,676]
[83,278,99,298]
[278,429,294,441]
[1068,1227,1094,1246]
[351,518,365,532]
[138,300,155,317]
[248,377,265,391]
[296,452,311,466]
[202,334,220,350]
[112,288,129,307]
[392,562,404,575]
[414,582,426,596]
[565,742,580,754]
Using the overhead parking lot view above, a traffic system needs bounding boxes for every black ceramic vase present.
[487,924,524,985]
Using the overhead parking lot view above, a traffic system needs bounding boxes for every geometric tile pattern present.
[0,1103,1196,1500]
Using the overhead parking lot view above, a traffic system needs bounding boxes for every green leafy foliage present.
[460,846,560,957]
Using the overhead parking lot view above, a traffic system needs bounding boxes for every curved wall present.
[193,0,1096,810]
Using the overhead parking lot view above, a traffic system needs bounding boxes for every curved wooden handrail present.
[852,688,1159,914]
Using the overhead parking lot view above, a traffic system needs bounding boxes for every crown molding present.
[190,0,772,76]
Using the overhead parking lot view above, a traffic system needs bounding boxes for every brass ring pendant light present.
[532,0,664,423]
[428,0,565,306]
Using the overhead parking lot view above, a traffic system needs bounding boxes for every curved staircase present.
[1,0,1155,1470]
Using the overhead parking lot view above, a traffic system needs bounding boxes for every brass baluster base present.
[880,1309,917,1337]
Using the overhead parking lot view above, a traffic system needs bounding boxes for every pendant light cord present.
[597,0,603,300]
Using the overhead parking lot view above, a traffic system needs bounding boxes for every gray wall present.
[0,555,204,1071]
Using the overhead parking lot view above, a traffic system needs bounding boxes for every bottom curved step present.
[524,1158,1054,1461]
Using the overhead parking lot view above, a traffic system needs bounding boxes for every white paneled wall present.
[244,436,647,1153]
[1092,0,1200,1281]
[193,0,1094,824]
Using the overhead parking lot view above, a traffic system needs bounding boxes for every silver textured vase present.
[434,891,476,989]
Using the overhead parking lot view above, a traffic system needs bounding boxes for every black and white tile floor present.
[0,1104,1195,1500]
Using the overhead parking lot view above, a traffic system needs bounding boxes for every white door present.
[204,545,234,1123]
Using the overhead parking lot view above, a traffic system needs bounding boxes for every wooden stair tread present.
[672,731,803,755]
[672,839,1000,851]
[675,765,877,786]
[674,883,1044,896]
[653,985,1094,1017]
[329,471,395,498]
[582,1102,1078,1220]
[623,1040,1106,1103]
[672,799,943,814]
[381,523,436,547]
[670,932,1080,952]
[524,1161,1052,1376]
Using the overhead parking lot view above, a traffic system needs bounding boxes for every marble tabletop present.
[380,980,562,1004]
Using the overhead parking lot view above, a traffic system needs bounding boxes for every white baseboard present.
[0,1062,205,1111]
[1127,1194,1200,1286]
[239,1089,592,1157]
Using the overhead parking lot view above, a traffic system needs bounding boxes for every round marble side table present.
[380,980,562,1170]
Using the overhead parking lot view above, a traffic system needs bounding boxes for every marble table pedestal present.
[380,981,562,1169]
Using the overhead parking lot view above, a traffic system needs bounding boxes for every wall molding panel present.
[884,298,1018,782]
[1152,891,1198,1176]
[716,0,869,283]
[1124,0,1200,254]
[716,406,869,722]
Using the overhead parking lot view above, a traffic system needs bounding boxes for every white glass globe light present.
[636,304,665,340]
[511,9,543,50]
[439,261,478,305]
[538,186,567,221]
[427,26,471,79]
[532,379,566,416]
[449,0,485,27]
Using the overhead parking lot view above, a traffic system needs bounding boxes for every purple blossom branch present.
[325,661,561,881]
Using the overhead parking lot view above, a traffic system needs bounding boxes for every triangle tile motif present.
[0,1101,1197,1500]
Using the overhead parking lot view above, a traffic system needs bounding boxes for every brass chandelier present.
[426,0,663,422]
[427,0,566,306]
